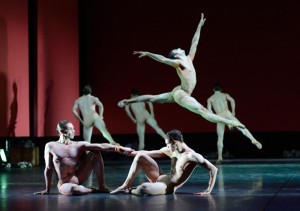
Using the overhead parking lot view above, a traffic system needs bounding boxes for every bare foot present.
[110,142,120,146]
[110,186,130,194]
[252,140,262,149]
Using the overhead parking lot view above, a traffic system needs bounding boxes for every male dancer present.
[111,129,218,195]
[34,120,132,196]
[73,84,118,145]
[207,83,262,164]
[118,13,244,129]
[124,89,167,150]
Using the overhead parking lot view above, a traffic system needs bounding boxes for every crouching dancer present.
[111,129,218,196]
[34,120,133,196]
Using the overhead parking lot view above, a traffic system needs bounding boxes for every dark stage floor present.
[1,159,300,211]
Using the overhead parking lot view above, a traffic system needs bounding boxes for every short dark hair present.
[82,84,92,95]
[166,129,184,142]
[213,83,222,91]
[56,120,71,133]
[168,50,176,60]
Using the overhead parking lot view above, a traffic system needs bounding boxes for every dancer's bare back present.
[207,92,233,114]
[74,95,101,117]
[128,102,152,123]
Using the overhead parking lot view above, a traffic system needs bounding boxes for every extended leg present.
[110,152,161,194]
[173,91,245,128]
[118,93,174,107]
[237,127,262,149]
[94,118,119,145]
[146,117,167,139]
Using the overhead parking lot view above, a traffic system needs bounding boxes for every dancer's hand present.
[133,51,147,58]
[199,13,206,27]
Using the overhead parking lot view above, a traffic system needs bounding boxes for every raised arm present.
[34,143,54,195]
[226,94,236,116]
[192,152,218,195]
[133,51,180,68]
[188,13,206,61]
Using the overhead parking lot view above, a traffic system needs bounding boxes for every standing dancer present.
[73,84,119,145]
[124,89,167,150]
[207,83,262,164]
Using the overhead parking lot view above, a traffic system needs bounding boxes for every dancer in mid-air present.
[118,13,244,129]
[207,83,262,164]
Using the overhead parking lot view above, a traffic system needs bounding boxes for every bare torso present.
[48,141,86,185]
[76,95,98,118]
[159,148,198,188]
[175,56,197,95]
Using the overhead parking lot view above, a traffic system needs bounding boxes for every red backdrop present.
[0,0,79,137]
[1,0,299,138]
[0,0,29,136]
[84,0,300,134]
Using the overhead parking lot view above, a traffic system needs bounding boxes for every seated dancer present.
[111,129,218,196]
[73,84,119,145]
[124,89,167,150]
[118,13,244,129]
[34,120,133,196]
[207,83,262,164]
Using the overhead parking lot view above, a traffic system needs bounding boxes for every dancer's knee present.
[134,152,149,163]
[88,152,102,162]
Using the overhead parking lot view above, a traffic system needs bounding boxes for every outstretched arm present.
[85,142,134,155]
[188,13,206,61]
[133,51,180,68]
[34,144,53,195]
[192,153,218,195]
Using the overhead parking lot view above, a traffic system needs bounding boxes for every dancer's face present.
[63,123,75,139]
[165,139,178,152]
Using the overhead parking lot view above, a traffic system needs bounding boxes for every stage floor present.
[1,159,300,211]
